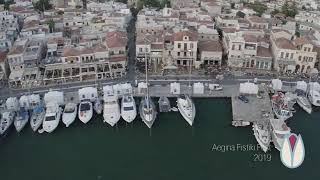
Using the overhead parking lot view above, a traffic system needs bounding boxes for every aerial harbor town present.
[1,0,319,172]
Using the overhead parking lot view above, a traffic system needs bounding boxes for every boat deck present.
[231,85,273,126]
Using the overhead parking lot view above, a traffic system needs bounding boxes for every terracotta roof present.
[110,56,126,62]
[151,44,164,49]
[243,34,257,43]
[198,40,222,52]
[257,47,272,58]
[94,44,108,52]
[173,31,198,41]
[247,16,268,23]
[8,45,24,56]
[222,28,238,33]
[275,38,296,50]
[294,37,311,46]
[62,47,79,57]
[106,31,128,48]
[0,52,7,63]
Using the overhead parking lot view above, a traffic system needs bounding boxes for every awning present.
[287,65,295,71]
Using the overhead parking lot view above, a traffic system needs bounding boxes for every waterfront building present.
[198,40,223,66]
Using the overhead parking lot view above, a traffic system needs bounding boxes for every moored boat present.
[103,94,120,126]
[78,100,93,124]
[14,107,29,133]
[270,119,291,151]
[177,95,196,126]
[139,97,157,128]
[252,122,271,152]
[43,102,62,133]
[271,92,293,121]
[30,104,46,132]
[0,112,15,137]
[94,99,103,114]
[62,103,77,127]
[121,95,136,123]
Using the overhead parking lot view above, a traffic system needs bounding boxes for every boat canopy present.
[271,79,282,91]
[112,84,122,97]
[138,82,147,94]
[121,83,133,95]
[170,82,180,95]
[270,119,291,135]
[28,94,40,105]
[6,97,19,111]
[19,95,30,109]
[193,82,204,94]
[296,81,307,92]
[239,82,258,95]
[44,91,64,106]
[34,105,44,114]
[103,85,114,96]
[78,87,98,102]
[309,82,320,92]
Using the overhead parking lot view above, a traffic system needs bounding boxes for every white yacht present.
[308,90,320,106]
[270,119,291,151]
[296,89,312,114]
[78,100,93,124]
[271,92,293,121]
[14,107,29,132]
[43,102,62,133]
[30,105,45,132]
[177,95,196,126]
[94,99,103,114]
[252,122,271,152]
[103,95,120,126]
[0,112,15,137]
[121,95,137,123]
[139,97,157,128]
[62,103,77,127]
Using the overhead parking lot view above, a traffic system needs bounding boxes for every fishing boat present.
[271,92,293,121]
[14,107,29,132]
[252,122,271,152]
[158,96,171,112]
[43,102,62,133]
[296,89,312,114]
[30,104,45,132]
[177,95,196,126]
[121,95,136,123]
[62,103,77,127]
[0,111,15,137]
[78,100,93,124]
[94,98,103,114]
[103,94,120,126]
[270,119,291,151]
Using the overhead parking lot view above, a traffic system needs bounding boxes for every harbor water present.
[0,98,319,179]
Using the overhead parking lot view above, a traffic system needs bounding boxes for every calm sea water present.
[0,98,319,179]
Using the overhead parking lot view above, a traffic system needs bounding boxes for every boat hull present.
[121,96,137,123]
[297,97,312,114]
[177,97,196,126]
[14,116,29,133]
[30,112,45,132]
[78,102,93,124]
[139,98,157,128]
[103,105,120,126]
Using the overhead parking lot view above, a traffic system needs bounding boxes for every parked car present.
[238,95,249,103]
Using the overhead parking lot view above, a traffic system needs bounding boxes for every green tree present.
[46,19,55,33]
[115,0,128,4]
[247,2,267,16]
[33,0,52,12]
[281,2,297,17]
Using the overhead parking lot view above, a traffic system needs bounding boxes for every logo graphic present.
[280,133,305,168]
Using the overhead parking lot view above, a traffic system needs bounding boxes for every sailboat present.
[14,107,29,132]
[177,59,196,126]
[0,111,15,138]
[121,95,137,123]
[139,44,157,128]
[295,81,312,114]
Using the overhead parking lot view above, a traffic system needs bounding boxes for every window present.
[190,52,193,56]
[169,51,171,55]
[304,47,307,51]
[232,45,235,50]
[309,57,313,62]
[280,52,284,58]
[177,52,180,56]
[139,48,142,52]
[308,48,311,52]
[178,43,181,48]
[184,52,187,56]
[290,53,293,59]
[286,53,289,58]
[239,45,241,50]
[145,48,148,52]
[299,56,302,61]
[184,43,187,50]
[190,43,193,49]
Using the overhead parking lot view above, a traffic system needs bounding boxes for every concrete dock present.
[231,85,273,127]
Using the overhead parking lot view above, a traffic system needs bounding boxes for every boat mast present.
[188,49,192,95]
[145,38,150,109]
